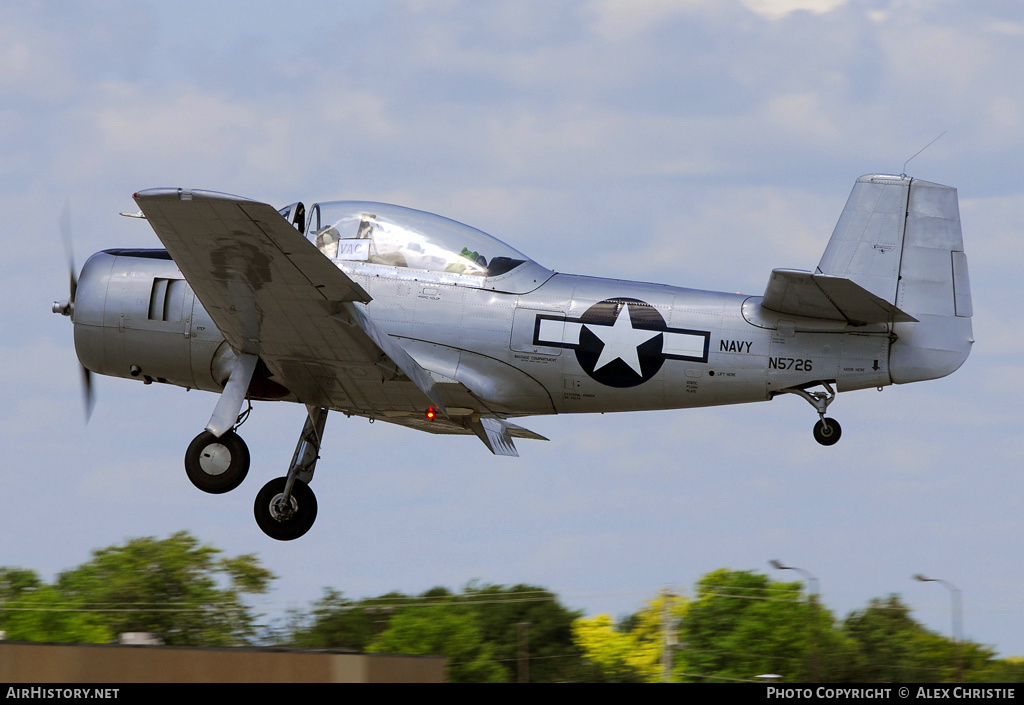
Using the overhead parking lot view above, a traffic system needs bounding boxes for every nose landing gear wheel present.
[813,418,842,446]
[184,430,250,494]
[254,477,318,541]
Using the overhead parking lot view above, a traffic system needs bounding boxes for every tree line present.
[1,532,1021,682]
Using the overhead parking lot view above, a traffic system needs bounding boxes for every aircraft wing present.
[762,269,917,325]
[134,189,446,415]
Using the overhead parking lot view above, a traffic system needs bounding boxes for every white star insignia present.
[588,303,660,375]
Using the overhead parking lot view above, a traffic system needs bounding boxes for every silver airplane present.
[53,174,973,540]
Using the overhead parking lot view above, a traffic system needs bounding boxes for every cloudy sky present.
[4,0,1024,660]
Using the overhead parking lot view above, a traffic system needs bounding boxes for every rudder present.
[890,177,973,383]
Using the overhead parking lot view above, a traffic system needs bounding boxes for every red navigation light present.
[425,407,437,421]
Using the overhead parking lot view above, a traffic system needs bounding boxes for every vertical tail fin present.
[816,174,909,303]
[818,175,973,384]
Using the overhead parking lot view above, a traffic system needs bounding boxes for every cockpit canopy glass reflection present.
[306,202,531,278]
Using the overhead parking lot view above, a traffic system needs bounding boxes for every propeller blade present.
[60,199,77,304]
[81,364,95,422]
[60,199,94,421]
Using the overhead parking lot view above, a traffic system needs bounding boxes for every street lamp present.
[770,560,820,681]
[914,574,963,681]
[770,560,819,596]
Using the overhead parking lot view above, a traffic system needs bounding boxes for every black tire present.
[184,430,250,494]
[254,477,317,541]
[813,418,842,446]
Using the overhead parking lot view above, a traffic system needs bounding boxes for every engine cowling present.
[73,249,233,393]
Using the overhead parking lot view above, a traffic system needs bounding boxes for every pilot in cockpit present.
[315,225,340,260]
[356,216,375,240]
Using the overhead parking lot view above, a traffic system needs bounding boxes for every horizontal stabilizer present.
[762,269,918,325]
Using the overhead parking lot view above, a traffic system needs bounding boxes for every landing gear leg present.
[184,352,258,493]
[254,406,328,541]
[786,382,842,446]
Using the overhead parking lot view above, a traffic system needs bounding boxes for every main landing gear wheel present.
[254,477,318,541]
[184,430,250,494]
[813,418,842,446]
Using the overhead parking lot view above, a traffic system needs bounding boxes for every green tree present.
[1,532,275,646]
[1,584,113,643]
[0,567,42,600]
[839,594,996,683]
[457,583,590,682]
[289,582,589,681]
[287,588,416,651]
[680,569,833,682]
[367,604,507,683]
[972,656,1024,682]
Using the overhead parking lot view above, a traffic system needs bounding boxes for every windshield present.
[306,201,530,278]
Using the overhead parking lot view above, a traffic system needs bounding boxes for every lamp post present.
[770,560,819,597]
[770,560,819,681]
[914,574,963,682]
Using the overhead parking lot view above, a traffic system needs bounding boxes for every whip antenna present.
[902,130,947,177]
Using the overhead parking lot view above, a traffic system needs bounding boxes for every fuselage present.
[72,248,890,418]
[352,267,893,417]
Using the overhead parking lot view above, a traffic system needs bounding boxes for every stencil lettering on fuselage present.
[534,297,710,388]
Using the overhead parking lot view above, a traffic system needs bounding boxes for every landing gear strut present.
[785,382,842,446]
[253,406,328,541]
[185,352,257,492]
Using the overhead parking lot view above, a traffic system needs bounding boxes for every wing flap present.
[359,413,548,456]
[762,269,917,325]
[466,416,519,457]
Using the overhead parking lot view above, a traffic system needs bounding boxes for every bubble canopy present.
[306,201,536,279]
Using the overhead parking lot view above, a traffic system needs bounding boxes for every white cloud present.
[761,92,840,143]
[984,95,1024,144]
[587,0,708,41]
[987,19,1024,36]
[591,185,839,291]
[89,84,286,166]
[0,21,73,97]
[742,0,849,20]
